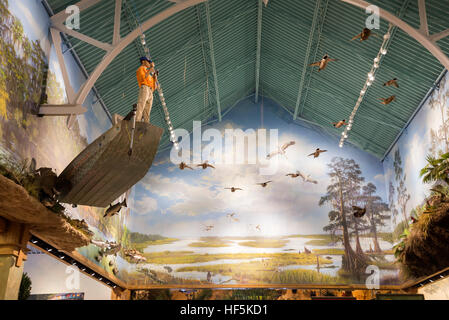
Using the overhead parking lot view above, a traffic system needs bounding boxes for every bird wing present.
[207,164,215,168]
[320,150,328,153]
[266,180,273,184]
[236,188,243,190]
[297,171,306,180]
[393,81,399,88]
[281,141,295,151]
[307,152,315,156]
[266,150,280,159]
[351,33,361,41]
[352,206,362,210]
[309,61,321,67]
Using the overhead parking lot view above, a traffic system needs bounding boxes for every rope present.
[129,0,178,150]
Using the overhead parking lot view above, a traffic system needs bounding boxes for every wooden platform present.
[0,175,90,252]
[57,120,163,208]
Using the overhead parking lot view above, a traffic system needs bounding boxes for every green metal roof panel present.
[45,0,449,158]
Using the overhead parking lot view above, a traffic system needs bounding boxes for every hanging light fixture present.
[339,24,394,147]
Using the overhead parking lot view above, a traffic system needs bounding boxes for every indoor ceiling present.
[43,0,449,159]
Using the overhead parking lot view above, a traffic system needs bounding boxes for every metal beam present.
[50,28,75,104]
[38,104,87,116]
[204,0,222,121]
[52,25,113,51]
[430,28,449,43]
[73,0,206,106]
[297,0,330,119]
[254,0,263,103]
[293,0,322,120]
[418,0,429,36]
[341,0,449,71]
[113,0,122,45]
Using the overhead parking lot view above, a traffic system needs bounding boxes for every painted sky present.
[127,97,387,237]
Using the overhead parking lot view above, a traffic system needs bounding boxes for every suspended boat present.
[56,115,163,208]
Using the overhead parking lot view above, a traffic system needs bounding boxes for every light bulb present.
[374,57,379,63]
[384,33,390,40]
[367,81,372,86]
[361,89,366,94]
[374,63,379,69]
[382,49,387,55]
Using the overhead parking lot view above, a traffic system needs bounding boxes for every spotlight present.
[32,240,38,244]
[47,248,52,252]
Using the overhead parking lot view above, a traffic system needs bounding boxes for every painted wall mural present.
[115,97,398,287]
[383,72,448,234]
[383,71,449,278]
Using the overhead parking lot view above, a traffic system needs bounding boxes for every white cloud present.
[132,195,158,215]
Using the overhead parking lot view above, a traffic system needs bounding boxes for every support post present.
[204,1,222,121]
[0,220,31,300]
[254,0,263,103]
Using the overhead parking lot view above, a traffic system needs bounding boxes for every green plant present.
[420,153,449,184]
[18,272,32,300]
[393,228,409,258]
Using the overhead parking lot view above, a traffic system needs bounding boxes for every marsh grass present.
[188,237,231,247]
[132,238,178,252]
[177,260,341,285]
[143,251,332,265]
[239,239,289,248]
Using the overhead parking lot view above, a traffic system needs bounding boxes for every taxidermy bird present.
[225,187,243,193]
[104,199,127,218]
[308,148,327,158]
[257,181,273,188]
[333,120,348,128]
[380,95,396,105]
[309,54,338,71]
[197,160,215,169]
[351,27,377,42]
[383,78,399,88]
[286,171,301,178]
[179,162,193,170]
[298,171,318,184]
[352,206,367,218]
[266,141,295,159]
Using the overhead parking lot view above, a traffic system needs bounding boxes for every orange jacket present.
[136,65,156,91]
